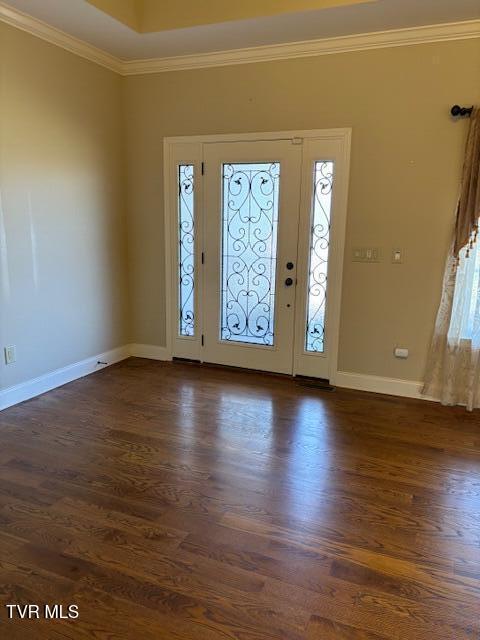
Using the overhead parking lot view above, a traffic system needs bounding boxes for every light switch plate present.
[392,249,404,264]
[352,247,381,263]
[4,345,16,365]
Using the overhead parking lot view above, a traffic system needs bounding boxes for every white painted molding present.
[0,343,173,412]
[122,20,480,75]
[129,344,173,361]
[0,3,479,76]
[0,343,437,413]
[0,2,122,74]
[335,370,436,402]
[0,345,130,411]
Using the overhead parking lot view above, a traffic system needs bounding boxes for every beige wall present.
[1,23,479,390]
[0,23,130,390]
[124,39,480,381]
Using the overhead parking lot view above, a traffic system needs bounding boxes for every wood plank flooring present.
[0,357,479,639]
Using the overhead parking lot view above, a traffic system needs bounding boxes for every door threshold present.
[199,360,292,379]
[295,376,335,392]
[173,358,291,378]
[171,359,335,390]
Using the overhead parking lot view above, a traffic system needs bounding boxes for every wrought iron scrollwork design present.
[178,164,195,337]
[305,161,334,353]
[221,162,280,346]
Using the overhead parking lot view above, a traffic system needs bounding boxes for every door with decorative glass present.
[167,131,350,381]
[203,140,302,374]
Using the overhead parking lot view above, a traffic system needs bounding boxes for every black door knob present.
[286,262,294,270]
[285,277,294,287]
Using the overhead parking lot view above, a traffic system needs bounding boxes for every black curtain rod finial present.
[451,105,474,118]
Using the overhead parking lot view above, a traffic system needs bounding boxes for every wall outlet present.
[4,345,16,365]
[394,347,409,359]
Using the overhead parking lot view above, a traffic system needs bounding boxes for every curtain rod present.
[451,105,474,118]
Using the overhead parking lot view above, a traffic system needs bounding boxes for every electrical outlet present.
[4,345,16,365]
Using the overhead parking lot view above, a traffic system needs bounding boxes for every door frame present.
[163,128,351,383]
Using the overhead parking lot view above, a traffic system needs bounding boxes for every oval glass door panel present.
[221,162,280,346]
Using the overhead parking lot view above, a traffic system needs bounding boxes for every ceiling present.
[86,0,374,33]
[2,0,480,61]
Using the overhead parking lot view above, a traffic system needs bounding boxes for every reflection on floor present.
[0,357,479,639]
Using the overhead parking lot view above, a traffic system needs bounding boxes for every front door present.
[167,130,350,381]
[203,140,301,374]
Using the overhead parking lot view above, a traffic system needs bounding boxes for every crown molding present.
[0,2,122,74]
[0,2,479,77]
[122,19,480,75]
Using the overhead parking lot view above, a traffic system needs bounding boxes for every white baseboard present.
[0,343,171,412]
[335,370,435,402]
[1,345,434,413]
[0,345,130,411]
[129,343,172,361]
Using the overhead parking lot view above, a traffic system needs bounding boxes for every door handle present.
[286,261,294,270]
[285,277,294,287]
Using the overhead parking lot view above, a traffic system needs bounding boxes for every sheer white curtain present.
[423,108,480,410]
[450,242,480,346]
[423,244,480,410]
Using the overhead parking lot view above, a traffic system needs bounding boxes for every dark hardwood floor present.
[0,358,480,639]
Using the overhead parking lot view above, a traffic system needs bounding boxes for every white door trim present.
[163,128,351,381]
[165,129,351,145]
